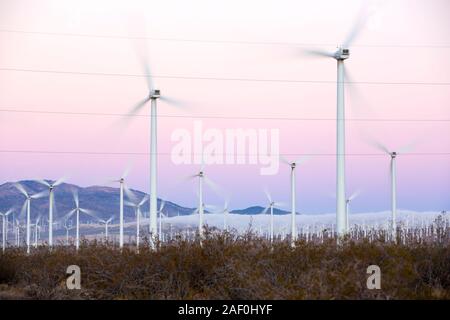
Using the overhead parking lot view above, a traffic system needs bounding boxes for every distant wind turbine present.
[35,177,65,248]
[125,192,149,250]
[15,183,48,254]
[367,140,415,240]
[1,209,13,252]
[281,156,308,247]
[261,189,284,244]
[97,216,114,241]
[110,168,131,249]
[187,167,221,239]
[67,189,96,251]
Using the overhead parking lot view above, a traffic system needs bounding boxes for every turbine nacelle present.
[150,89,161,99]
[390,151,397,159]
[290,162,296,169]
[198,171,204,178]
[334,47,350,60]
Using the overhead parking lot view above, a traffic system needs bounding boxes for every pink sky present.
[0,0,449,212]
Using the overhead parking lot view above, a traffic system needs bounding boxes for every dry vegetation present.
[0,228,449,300]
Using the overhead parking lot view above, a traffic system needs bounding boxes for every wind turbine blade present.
[14,183,29,197]
[124,200,136,207]
[122,165,132,179]
[349,189,361,201]
[279,155,291,166]
[53,176,66,186]
[342,3,371,48]
[159,200,166,213]
[5,209,14,216]
[361,132,390,154]
[31,190,49,199]
[398,140,420,155]
[263,187,272,203]
[223,199,229,212]
[107,216,114,223]
[159,96,186,108]
[71,189,79,208]
[19,201,27,219]
[139,195,149,207]
[79,208,97,218]
[295,154,310,166]
[123,185,138,203]
[260,206,270,215]
[63,209,77,221]
[128,97,151,116]
[34,179,50,187]
[204,176,223,196]
[300,48,334,58]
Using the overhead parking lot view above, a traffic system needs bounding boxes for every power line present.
[1,108,449,122]
[1,29,450,49]
[1,67,450,86]
[0,150,448,156]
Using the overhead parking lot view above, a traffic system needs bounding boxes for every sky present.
[0,0,449,213]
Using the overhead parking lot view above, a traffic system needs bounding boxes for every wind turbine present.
[15,183,48,254]
[187,167,221,239]
[261,189,284,244]
[124,29,185,247]
[300,6,372,236]
[281,156,308,247]
[67,189,95,251]
[345,190,361,232]
[1,209,13,252]
[63,220,74,246]
[98,216,114,241]
[125,192,149,250]
[35,178,65,248]
[110,168,131,249]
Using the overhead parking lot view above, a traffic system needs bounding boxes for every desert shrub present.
[0,228,449,300]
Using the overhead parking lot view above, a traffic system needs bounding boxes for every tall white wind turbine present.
[261,189,284,244]
[35,178,65,248]
[187,167,221,239]
[1,209,13,253]
[281,156,308,247]
[300,6,372,236]
[110,168,131,249]
[123,29,185,246]
[15,183,48,253]
[67,189,95,251]
[125,192,149,250]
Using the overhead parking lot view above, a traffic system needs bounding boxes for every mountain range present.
[0,180,290,224]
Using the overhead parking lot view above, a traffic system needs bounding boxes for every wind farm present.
[0,0,449,301]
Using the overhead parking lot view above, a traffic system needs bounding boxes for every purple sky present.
[0,0,449,212]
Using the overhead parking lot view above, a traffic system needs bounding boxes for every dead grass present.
[0,230,449,300]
